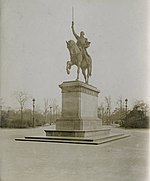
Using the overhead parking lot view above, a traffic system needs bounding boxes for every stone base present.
[15,132,130,145]
[15,81,130,145]
[56,118,102,130]
[45,128,110,138]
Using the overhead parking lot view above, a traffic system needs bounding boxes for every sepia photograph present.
[0,0,149,181]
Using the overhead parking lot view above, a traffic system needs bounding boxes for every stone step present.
[94,133,125,141]
[95,135,130,144]
[25,136,94,142]
[15,138,98,145]
[15,134,130,145]
[25,133,124,142]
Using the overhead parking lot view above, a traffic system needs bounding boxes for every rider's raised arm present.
[71,21,79,40]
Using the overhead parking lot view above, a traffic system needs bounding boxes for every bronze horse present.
[66,40,92,84]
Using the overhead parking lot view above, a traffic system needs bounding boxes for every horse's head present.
[66,40,75,49]
[66,40,80,55]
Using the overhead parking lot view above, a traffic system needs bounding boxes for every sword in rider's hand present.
[72,6,74,25]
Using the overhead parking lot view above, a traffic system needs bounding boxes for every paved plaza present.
[0,125,149,181]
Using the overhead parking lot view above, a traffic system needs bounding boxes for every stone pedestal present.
[45,81,110,139]
[56,81,102,131]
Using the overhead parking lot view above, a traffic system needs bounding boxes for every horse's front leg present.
[76,55,82,81]
[66,61,72,74]
[86,73,89,84]
[76,62,81,81]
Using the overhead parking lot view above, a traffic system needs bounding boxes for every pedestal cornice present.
[59,81,100,97]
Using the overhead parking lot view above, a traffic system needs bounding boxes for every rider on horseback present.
[71,21,91,65]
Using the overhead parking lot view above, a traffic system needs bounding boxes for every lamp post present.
[107,107,109,125]
[49,106,52,125]
[125,98,128,126]
[32,98,35,127]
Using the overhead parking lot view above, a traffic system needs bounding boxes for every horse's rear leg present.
[82,68,87,83]
[85,67,91,84]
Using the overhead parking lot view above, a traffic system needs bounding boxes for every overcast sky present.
[0,0,149,110]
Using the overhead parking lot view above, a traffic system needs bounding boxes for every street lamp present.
[32,98,35,127]
[49,105,52,125]
[107,107,109,125]
[125,98,128,125]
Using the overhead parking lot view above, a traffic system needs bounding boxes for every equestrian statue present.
[66,21,92,84]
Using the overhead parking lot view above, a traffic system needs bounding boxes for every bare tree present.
[0,98,4,105]
[98,103,105,120]
[116,96,125,121]
[105,96,111,124]
[43,98,49,123]
[116,96,125,109]
[14,91,28,126]
[50,99,60,123]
